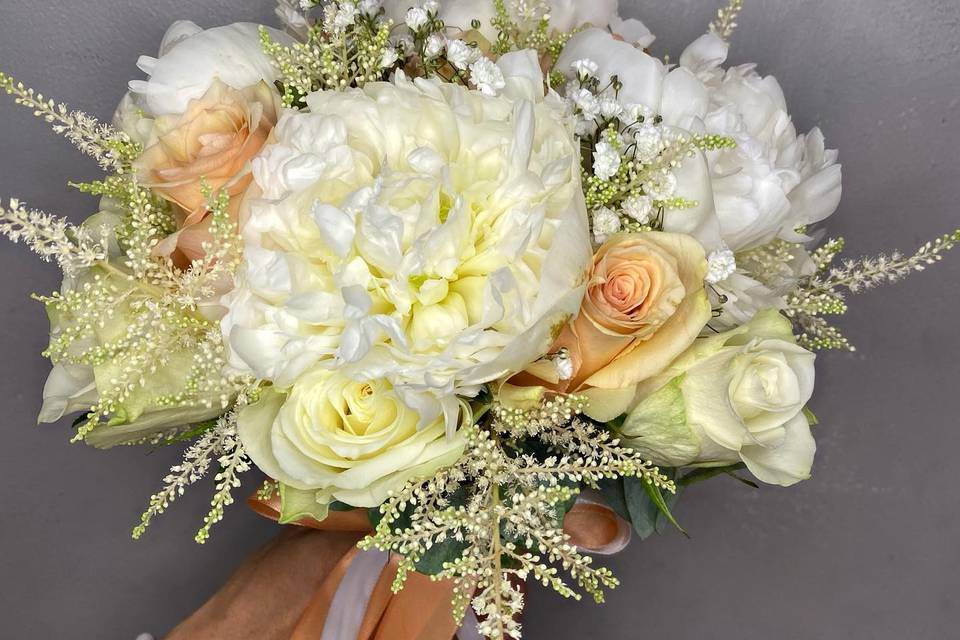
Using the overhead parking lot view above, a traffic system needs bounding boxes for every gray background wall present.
[1,1,958,638]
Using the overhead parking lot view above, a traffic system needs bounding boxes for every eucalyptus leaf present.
[623,476,658,539]
[596,478,630,522]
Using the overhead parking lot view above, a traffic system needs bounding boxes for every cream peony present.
[237,369,466,510]
[129,21,287,117]
[221,61,591,430]
[619,310,817,486]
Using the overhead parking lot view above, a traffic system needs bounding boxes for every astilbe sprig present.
[709,0,746,42]
[490,0,572,63]
[786,230,960,350]
[0,74,251,455]
[360,394,674,640]
[0,198,109,276]
[133,390,256,544]
[0,71,140,172]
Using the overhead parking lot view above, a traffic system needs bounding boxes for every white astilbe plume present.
[0,71,140,172]
[785,230,960,350]
[0,199,109,275]
[709,0,745,42]
[360,395,675,640]
[132,392,255,543]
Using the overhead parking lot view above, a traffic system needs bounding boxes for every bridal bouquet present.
[3,1,958,637]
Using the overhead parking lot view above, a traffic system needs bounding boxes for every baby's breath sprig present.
[360,394,673,640]
[490,0,572,65]
[0,71,140,172]
[260,2,395,108]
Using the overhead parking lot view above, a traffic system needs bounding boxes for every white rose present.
[128,21,288,116]
[221,65,591,431]
[619,310,817,486]
[238,369,466,510]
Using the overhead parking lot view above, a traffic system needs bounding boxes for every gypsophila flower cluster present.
[260,2,395,107]
[558,62,738,240]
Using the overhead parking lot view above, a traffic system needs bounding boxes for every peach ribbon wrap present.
[248,488,631,640]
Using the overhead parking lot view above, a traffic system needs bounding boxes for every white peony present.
[129,21,288,116]
[679,34,843,252]
[673,34,842,325]
[221,61,591,430]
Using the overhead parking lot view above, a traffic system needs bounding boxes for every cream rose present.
[237,369,466,512]
[619,310,817,486]
[521,232,710,417]
[134,80,280,265]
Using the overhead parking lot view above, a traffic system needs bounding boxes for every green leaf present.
[803,406,819,426]
[680,463,747,487]
[644,480,688,538]
[278,483,329,525]
[623,476,658,539]
[596,478,630,522]
[725,472,760,489]
[412,536,469,576]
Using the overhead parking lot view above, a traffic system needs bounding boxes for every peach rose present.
[135,79,280,266]
[520,232,711,419]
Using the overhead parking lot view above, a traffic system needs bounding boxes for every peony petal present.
[312,202,356,257]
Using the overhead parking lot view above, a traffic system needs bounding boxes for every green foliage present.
[623,474,685,539]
